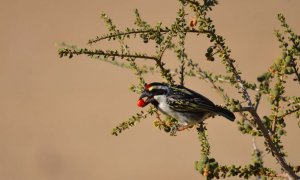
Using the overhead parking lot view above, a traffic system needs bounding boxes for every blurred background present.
[0,0,299,179]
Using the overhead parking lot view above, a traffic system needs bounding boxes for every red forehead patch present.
[145,83,152,90]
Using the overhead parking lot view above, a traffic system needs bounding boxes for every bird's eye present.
[151,89,166,95]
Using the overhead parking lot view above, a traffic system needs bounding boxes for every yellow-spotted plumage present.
[139,82,235,126]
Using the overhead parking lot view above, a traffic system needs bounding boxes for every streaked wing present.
[167,93,217,113]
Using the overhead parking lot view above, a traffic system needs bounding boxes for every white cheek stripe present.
[149,86,169,92]
[148,87,154,91]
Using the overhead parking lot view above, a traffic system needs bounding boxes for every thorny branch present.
[242,107,299,179]
[217,50,299,179]
[88,28,210,45]
[58,1,300,179]
[58,48,158,61]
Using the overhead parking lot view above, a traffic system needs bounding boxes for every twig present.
[254,92,262,111]
[155,33,176,84]
[226,57,254,107]
[58,48,158,61]
[179,5,186,86]
[88,28,210,45]
[278,106,300,119]
[290,59,300,83]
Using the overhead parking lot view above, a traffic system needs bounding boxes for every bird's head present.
[137,82,169,107]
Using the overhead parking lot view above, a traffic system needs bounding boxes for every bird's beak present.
[139,91,154,106]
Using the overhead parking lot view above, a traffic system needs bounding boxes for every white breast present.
[153,95,190,125]
[154,95,174,114]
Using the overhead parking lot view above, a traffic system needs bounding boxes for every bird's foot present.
[177,124,194,131]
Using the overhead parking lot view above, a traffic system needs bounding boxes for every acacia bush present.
[58,0,300,179]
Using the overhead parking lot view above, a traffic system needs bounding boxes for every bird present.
[137,82,235,129]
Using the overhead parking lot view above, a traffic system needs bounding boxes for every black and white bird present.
[138,82,235,128]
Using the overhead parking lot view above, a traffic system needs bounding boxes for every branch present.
[242,107,299,180]
[227,58,254,107]
[279,106,300,119]
[184,2,299,177]
[112,107,156,136]
[88,28,210,45]
[217,165,289,179]
[211,28,299,180]
[205,24,298,177]
[178,4,187,86]
[58,48,158,61]
[291,59,300,83]
[276,14,300,83]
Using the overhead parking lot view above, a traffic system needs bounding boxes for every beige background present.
[1,0,300,179]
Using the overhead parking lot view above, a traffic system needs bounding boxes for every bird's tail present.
[215,105,235,121]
